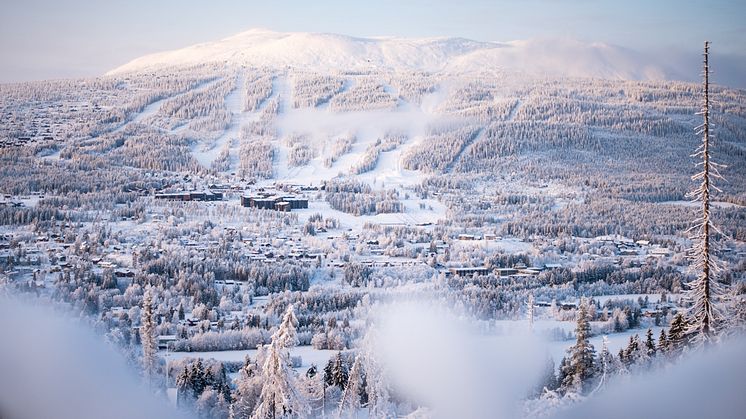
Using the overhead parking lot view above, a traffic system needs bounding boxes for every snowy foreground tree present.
[685,41,727,345]
[336,353,364,418]
[140,287,158,387]
[561,298,595,394]
[251,304,309,419]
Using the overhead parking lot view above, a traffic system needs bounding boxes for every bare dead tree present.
[686,41,727,345]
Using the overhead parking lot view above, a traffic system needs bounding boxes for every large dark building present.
[241,193,308,211]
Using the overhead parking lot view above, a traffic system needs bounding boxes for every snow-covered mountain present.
[108,29,679,81]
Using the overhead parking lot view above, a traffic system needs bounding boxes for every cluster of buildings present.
[592,235,675,264]
[445,262,562,278]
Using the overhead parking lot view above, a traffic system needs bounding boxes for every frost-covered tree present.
[667,313,689,355]
[197,388,231,419]
[275,304,299,349]
[591,336,613,394]
[685,41,727,346]
[252,305,309,419]
[359,330,392,419]
[140,287,158,387]
[623,334,649,369]
[561,298,595,394]
[230,357,262,419]
[337,353,365,418]
[644,328,657,358]
[325,352,349,390]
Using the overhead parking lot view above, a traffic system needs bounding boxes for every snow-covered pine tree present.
[252,305,309,419]
[275,304,299,349]
[561,298,595,394]
[230,357,262,419]
[622,335,638,367]
[176,366,192,407]
[626,334,650,369]
[657,329,668,353]
[326,352,349,390]
[191,359,207,397]
[644,328,657,358]
[667,313,689,355]
[557,356,570,390]
[337,353,364,418]
[140,287,158,387]
[360,329,392,419]
[685,41,727,346]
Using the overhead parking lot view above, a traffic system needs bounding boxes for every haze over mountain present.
[109,29,684,83]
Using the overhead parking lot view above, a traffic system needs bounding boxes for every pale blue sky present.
[1,0,744,83]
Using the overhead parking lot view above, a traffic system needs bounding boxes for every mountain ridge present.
[108,28,682,82]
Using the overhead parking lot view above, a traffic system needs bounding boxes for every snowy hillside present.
[109,29,680,81]
[2,22,746,419]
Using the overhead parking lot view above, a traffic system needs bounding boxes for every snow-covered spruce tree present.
[561,298,595,394]
[667,313,689,356]
[644,328,657,358]
[176,366,192,408]
[359,329,393,419]
[140,286,158,387]
[657,329,668,353]
[685,41,727,346]
[230,357,262,419]
[326,352,349,390]
[625,334,649,370]
[251,305,309,419]
[275,304,300,349]
[337,353,364,418]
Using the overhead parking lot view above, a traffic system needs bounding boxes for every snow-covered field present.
[162,346,338,373]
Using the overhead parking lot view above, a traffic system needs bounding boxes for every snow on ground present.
[112,77,224,136]
[492,237,534,253]
[258,87,455,228]
[271,87,463,187]
[192,72,256,170]
[108,29,681,83]
[658,200,744,209]
[0,195,43,208]
[39,148,62,161]
[453,237,536,254]
[486,320,666,367]
[163,345,338,374]
[292,199,446,230]
[592,293,682,306]
[542,325,667,366]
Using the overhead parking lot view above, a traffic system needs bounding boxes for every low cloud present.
[0,296,191,419]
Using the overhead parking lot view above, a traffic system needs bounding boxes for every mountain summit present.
[109,28,678,81]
